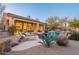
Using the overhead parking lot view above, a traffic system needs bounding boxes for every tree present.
[0,4,6,30]
[27,16,31,19]
[35,18,39,22]
[0,4,5,14]
[59,17,68,30]
[69,18,79,28]
[46,16,60,30]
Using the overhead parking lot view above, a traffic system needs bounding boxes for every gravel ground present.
[6,40,79,55]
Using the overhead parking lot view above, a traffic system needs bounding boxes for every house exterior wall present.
[3,13,45,33]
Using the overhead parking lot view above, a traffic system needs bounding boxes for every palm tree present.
[35,18,39,22]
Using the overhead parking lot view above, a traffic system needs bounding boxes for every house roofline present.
[5,13,46,24]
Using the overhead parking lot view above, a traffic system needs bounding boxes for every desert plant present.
[56,38,68,46]
[38,30,52,48]
[69,32,79,41]
[8,25,16,35]
[38,30,60,48]
[46,16,60,31]
[56,32,69,46]
[69,19,79,28]
[4,39,11,52]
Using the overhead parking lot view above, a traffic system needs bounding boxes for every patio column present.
[36,23,39,32]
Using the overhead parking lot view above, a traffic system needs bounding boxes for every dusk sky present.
[4,3,79,22]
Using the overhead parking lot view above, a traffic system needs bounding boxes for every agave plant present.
[38,30,61,48]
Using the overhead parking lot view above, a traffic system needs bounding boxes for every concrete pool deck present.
[7,40,79,55]
[12,40,41,51]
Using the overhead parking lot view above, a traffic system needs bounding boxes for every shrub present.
[56,38,68,46]
[8,25,16,35]
[69,32,79,41]
[56,33,69,46]
[4,39,11,52]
